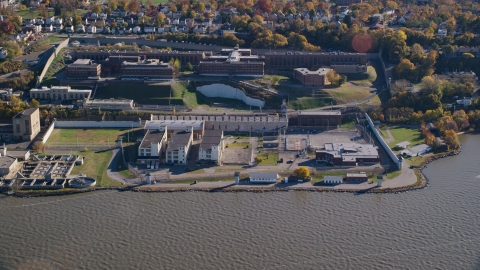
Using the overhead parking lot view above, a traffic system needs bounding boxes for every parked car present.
[278,158,284,163]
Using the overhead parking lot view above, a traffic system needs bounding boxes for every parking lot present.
[286,130,365,151]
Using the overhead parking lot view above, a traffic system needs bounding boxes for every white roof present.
[249,172,278,179]
[144,120,203,130]
[409,144,431,153]
[396,141,410,148]
[324,176,343,181]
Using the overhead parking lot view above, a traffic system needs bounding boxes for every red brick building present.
[265,51,368,70]
[315,143,379,166]
[294,68,330,87]
[120,59,174,79]
[66,59,101,79]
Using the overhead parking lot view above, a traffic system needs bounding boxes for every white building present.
[198,129,224,165]
[144,26,156,33]
[249,172,279,183]
[323,176,343,184]
[137,127,168,165]
[77,24,85,33]
[83,98,134,110]
[0,47,7,59]
[165,128,193,165]
[87,25,96,34]
[133,26,141,34]
[438,29,447,37]
[456,97,472,106]
[30,86,91,100]
[401,144,432,157]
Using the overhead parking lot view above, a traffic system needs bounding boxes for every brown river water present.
[0,134,479,270]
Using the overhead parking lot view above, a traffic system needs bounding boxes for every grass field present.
[256,152,279,166]
[405,155,429,167]
[115,150,136,178]
[348,66,378,87]
[43,48,66,83]
[385,169,402,180]
[47,128,140,146]
[226,141,251,149]
[324,86,374,104]
[387,127,423,148]
[28,36,67,53]
[70,150,122,187]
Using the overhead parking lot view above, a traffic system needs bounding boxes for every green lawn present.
[115,150,136,178]
[70,150,122,187]
[256,152,279,166]
[324,86,374,104]
[341,119,357,128]
[28,36,67,53]
[42,48,67,83]
[405,155,429,167]
[348,66,378,87]
[226,141,251,149]
[46,128,141,146]
[385,169,402,179]
[288,97,332,110]
[311,171,346,183]
[387,127,423,148]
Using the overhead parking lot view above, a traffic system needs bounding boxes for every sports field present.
[47,128,141,146]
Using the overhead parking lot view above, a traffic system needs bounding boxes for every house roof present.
[200,129,222,150]
[249,172,278,179]
[324,176,343,181]
[139,129,165,148]
[396,141,410,148]
[144,120,203,130]
[14,108,37,118]
[346,173,367,178]
[166,130,192,151]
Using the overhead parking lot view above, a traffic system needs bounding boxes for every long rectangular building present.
[265,51,367,70]
[30,86,91,100]
[316,143,379,166]
[121,59,174,79]
[76,50,206,65]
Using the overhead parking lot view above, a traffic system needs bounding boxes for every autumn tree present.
[92,4,102,14]
[30,99,40,108]
[293,166,310,179]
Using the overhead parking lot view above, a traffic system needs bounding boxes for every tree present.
[32,141,44,152]
[444,129,460,149]
[185,62,193,71]
[462,52,475,59]
[93,4,102,14]
[0,20,15,36]
[293,166,310,179]
[109,0,118,10]
[254,156,263,164]
[30,99,40,108]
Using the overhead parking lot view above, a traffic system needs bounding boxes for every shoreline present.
[2,150,459,198]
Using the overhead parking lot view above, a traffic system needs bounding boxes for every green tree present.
[254,156,263,164]
[30,98,40,108]
[185,62,193,71]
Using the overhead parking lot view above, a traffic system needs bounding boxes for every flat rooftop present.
[145,120,204,131]
[0,156,16,169]
[298,110,341,116]
[200,130,222,150]
[140,129,165,148]
[294,68,330,75]
[71,59,93,65]
[14,108,37,118]
[166,130,192,151]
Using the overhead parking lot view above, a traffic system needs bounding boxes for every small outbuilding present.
[401,144,432,157]
[323,175,343,184]
[249,172,279,183]
[345,173,368,182]
[395,141,410,149]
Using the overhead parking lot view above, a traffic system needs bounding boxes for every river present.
[1,134,479,269]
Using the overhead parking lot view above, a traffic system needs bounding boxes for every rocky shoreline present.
[2,150,459,198]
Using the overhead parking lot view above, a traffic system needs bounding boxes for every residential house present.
[157,27,165,34]
[87,25,96,34]
[144,25,156,33]
[42,24,53,32]
[77,24,85,33]
[345,173,368,182]
[0,47,7,59]
[45,16,55,25]
[133,26,141,34]
[186,18,195,28]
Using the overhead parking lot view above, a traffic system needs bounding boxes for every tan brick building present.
[120,59,174,79]
[12,108,40,141]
